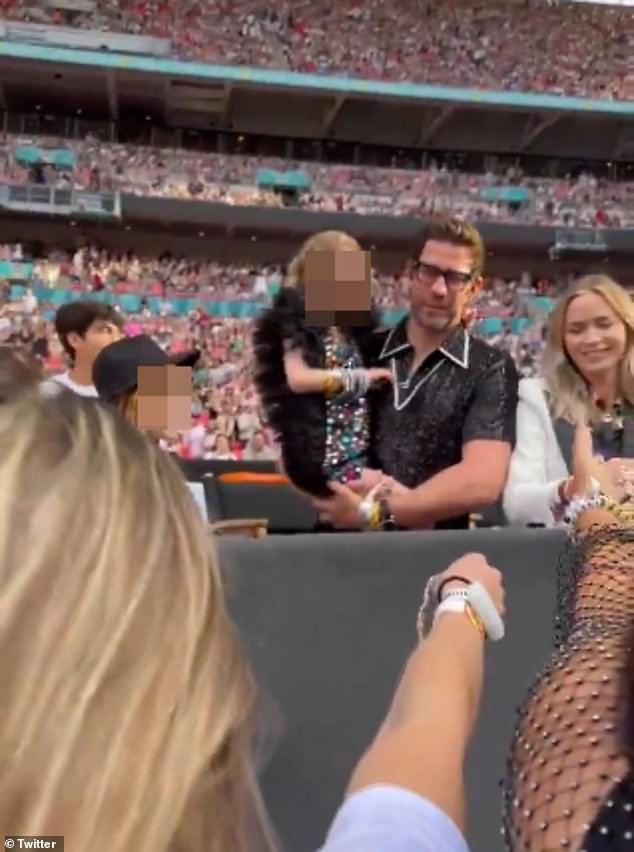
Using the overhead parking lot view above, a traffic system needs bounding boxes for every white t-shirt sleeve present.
[319,785,470,852]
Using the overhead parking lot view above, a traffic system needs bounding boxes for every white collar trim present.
[380,325,470,369]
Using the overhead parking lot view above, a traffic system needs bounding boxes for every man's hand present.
[437,553,505,617]
[348,470,411,498]
[314,474,412,527]
[313,481,364,529]
[353,468,385,494]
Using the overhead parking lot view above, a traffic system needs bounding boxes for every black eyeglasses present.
[411,261,473,290]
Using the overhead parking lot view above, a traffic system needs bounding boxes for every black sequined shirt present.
[366,319,519,529]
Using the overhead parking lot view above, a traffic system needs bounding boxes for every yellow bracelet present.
[369,499,382,530]
[465,603,486,639]
[323,372,343,398]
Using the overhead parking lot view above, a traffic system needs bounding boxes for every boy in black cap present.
[92,334,199,435]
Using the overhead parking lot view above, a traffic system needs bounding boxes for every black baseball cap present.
[92,335,200,402]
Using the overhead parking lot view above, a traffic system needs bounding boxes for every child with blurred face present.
[253,230,391,502]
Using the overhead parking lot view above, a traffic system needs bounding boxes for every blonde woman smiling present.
[504,275,634,527]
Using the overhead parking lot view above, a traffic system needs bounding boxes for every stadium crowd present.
[2,133,633,228]
[1,0,632,100]
[0,241,566,460]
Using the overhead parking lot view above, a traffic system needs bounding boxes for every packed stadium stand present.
[0,2,632,852]
[2,133,633,227]
[0,0,630,463]
[2,0,633,99]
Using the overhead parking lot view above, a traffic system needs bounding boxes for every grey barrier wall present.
[220,528,567,852]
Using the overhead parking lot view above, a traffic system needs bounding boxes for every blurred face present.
[303,246,372,328]
[252,432,265,451]
[136,364,192,439]
[409,240,482,335]
[70,319,122,366]
[564,292,627,381]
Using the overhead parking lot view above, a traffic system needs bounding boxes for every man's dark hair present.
[417,216,485,278]
[55,301,124,361]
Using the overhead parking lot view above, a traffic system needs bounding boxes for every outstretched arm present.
[284,346,391,395]
[568,422,631,532]
[284,347,338,394]
[345,554,504,833]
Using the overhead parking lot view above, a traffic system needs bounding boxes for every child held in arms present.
[253,230,391,505]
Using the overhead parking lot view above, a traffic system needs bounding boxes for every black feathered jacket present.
[252,287,383,497]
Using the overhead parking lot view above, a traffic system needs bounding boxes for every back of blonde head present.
[283,230,361,290]
[0,394,273,852]
[543,274,634,424]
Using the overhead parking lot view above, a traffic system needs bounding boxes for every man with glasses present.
[314,216,519,531]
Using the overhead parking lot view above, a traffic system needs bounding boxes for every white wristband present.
[467,582,505,642]
[433,586,505,642]
[434,591,468,623]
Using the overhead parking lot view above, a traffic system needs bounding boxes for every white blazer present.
[503,377,568,527]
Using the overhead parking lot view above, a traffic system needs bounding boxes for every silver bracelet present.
[339,368,369,399]
[560,477,603,528]
[416,574,441,640]
[353,369,370,398]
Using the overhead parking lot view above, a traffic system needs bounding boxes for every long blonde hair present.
[0,394,274,852]
[542,274,634,424]
[283,230,363,290]
[116,388,138,424]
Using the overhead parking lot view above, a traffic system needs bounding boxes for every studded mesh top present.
[252,287,380,497]
[503,519,634,851]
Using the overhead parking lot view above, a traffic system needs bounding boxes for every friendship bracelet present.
[417,578,505,642]
[424,592,484,642]
[436,575,471,603]
[465,603,487,639]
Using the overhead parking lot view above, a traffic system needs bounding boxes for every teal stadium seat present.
[480,317,504,334]
[50,290,73,306]
[532,296,554,313]
[512,317,531,333]
[119,294,142,312]
[1,262,33,282]
[10,285,26,300]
